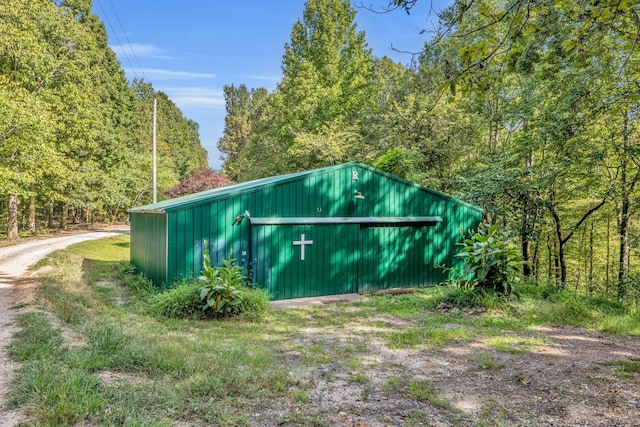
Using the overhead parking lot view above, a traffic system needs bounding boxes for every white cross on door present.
[292,234,313,261]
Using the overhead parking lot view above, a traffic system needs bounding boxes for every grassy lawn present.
[6,235,640,426]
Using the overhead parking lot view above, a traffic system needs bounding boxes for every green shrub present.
[451,223,524,296]
[149,252,273,320]
[434,286,483,308]
[150,279,204,319]
[538,283,563,301]
[199,251,245,317]
[433,286,510,310]
[583,294,627,315]
[518,281,557,298]
[237,287,272,321]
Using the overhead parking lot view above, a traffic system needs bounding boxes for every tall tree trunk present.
[7,194,19,241]
[588,219,594,295]
[618,198,630,299]
[553,238,561,287]
[606,215,611,293]
[60,201,68,230]
[48,197,54,228]
[533,233,540,283]
[576,224,585,291]
[616,110,640,299]
[522,239,532,277]
[522,147,535,277]
[71,205,78,224]
[547,197,607,288]
[547,234,553,283]
[557,239,566,288]
[521,198,536,278]
[28,183,36,234]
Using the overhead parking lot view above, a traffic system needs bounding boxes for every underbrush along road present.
[0,228,129,425]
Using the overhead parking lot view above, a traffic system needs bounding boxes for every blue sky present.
[91,1,448,170]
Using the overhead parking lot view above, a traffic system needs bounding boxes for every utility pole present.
[152,96,157,203]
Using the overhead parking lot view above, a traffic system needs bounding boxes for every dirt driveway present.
[0,229,129,426]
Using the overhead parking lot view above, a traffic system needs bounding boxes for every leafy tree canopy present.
[165,169,234,198]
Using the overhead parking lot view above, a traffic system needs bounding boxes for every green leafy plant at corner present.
[150,252,270,320]
[452,223,524,297]
[199,250,245,316]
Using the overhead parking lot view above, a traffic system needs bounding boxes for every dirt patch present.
[93,280,130,307]
[273,317,640,427]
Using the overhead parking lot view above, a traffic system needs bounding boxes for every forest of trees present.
[217,0,640,299]
[0,0,208,240]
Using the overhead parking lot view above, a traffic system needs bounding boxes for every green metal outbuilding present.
[128,162,483,300]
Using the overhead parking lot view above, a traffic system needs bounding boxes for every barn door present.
[251,224,358,300]
[358,224,433,294]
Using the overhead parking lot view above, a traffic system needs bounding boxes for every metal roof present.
[128,162,483,214]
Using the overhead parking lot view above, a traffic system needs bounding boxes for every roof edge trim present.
[128,209,166,214]
[249,216,443,225]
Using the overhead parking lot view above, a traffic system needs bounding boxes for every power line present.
[95,0,144,81]
[107,0,147,81]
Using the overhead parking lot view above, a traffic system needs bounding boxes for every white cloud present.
[246,75,281,82]
[245,75,282,83]
[163,87,225,109]
[111,43,169,59]
[124,68,216,80]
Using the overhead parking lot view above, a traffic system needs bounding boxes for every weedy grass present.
[298,342,334,365]
[366,290,438,317]
[383,375,450,409]
[8,236,291,425]
[7,312,64,362]
[386,324,474,349]
[6,235,640,425]
[485,335,549,354]
[149,279,205,319]
[515,284,640,336]
[10,359,104,425]
[469,353,505,370]
[601,358,640,374]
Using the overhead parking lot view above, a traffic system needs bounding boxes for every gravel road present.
[0,229,129,426]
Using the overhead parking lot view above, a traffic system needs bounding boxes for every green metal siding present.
[129,212,167,285]
[358,224,437,293]
[252,224,358,299]
[129,162,483,299]
[251,221,447,299]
